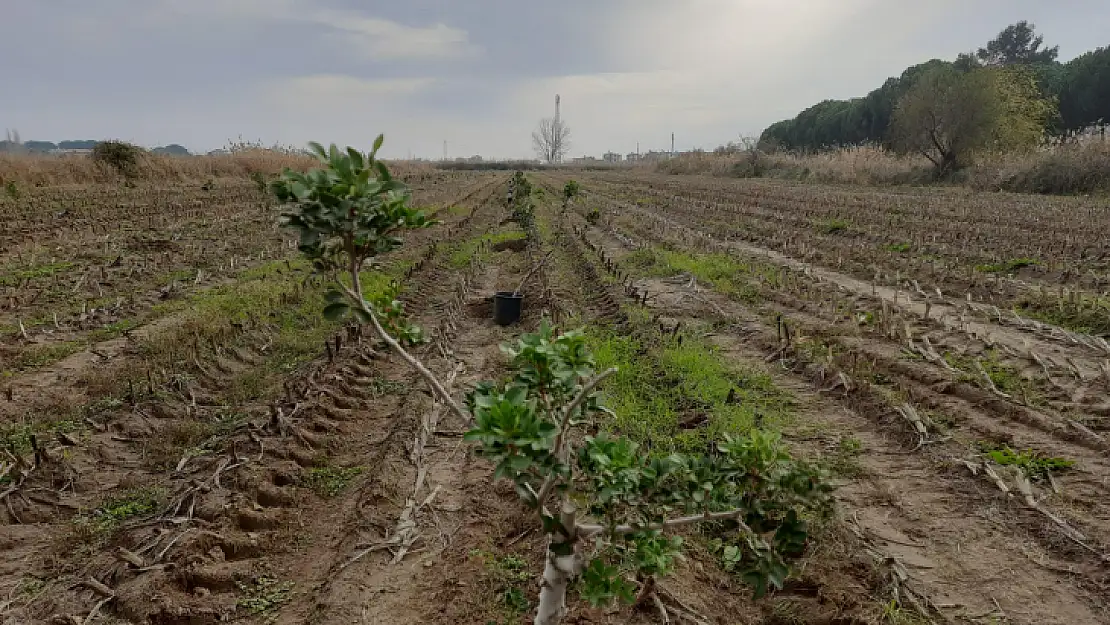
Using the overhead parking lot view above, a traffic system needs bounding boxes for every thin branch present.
[513,251,554,296]
[533,368,617,510]
[341,282,468,423]
[578,508,749,538]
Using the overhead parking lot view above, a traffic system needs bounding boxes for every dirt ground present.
[2,170,1108,624]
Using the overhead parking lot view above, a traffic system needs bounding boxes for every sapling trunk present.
[535,503,581,625]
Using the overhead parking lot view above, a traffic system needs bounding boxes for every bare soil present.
[3,170,1108,625]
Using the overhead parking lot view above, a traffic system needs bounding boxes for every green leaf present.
[347,147,365,171]
[323,302,349,321]
[374,160,392,182]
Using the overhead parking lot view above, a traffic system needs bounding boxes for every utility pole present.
[443,140,447,162]
[671,133,675,156]
[555,94,561,164]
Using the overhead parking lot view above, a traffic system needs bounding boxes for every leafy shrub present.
[585,208,601,225]
[509,172,536,238]
[271,137,434,345]
[465,322,830,622]
[563,180,580,201]
[91,140,145,177]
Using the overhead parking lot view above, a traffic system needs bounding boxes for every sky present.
[4,0,1109,159]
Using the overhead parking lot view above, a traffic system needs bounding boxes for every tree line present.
[759,22,1109,161]
[0,136,191,155]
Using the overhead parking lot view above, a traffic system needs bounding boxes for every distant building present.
[603,152,623,163]
[626,152,641,163]
[571,156,600,165]
[640,150,671,162]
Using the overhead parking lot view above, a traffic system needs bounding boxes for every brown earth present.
[3,169,1108,625]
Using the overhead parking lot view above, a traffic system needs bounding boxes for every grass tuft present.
[586,318,794,453]
[302,465,364,497]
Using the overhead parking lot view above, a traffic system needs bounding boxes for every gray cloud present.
[3,0,1108,158]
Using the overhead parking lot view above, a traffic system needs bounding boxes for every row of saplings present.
[271,139,831,625]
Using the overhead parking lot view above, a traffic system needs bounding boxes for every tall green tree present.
[758,21,1086,151]
[890,65,1054,174]
[1058,46,1110,133]
[976,21,1059,67]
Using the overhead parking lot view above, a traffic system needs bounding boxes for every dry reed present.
[0,150,431,186]
[655,141,1110,194]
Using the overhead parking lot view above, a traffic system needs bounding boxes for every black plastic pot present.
[493,291,524,326]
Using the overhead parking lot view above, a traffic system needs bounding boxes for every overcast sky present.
[4,0,1108,159]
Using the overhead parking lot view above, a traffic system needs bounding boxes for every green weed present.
[945,350,1033,399]
[622,247,769,303]
[586,319,794,453]
[880,599,931,625]
[471,550,533,618]
[367,376,407,397]
[816,218,851,235]
[1014,295,1110,336]
[0,261,75,287]
[828,436,865,477]
[76,487,165,537]
[86,318,140,342]
[237,576,294,616]
[0,418,81,457]
[884,242,911,253]
[979,443,1074,481]
[974,257,1039,274]
[302,465,363,497]
[448,230,527,269]
[8,341,83,372]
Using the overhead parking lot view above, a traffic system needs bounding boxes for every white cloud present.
[313,10,476,60]
[145,0,476,61]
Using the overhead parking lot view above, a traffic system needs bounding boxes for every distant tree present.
[24,141,58,153]
[759,21,1081,153]
[58,140,98,150]
[153,144,190,156]
[953,53,981,72]
[891,65,1054,174]
[532,117,571,164]
[759,60,951,152]
[1058,46,1110,134]
[977,21,1058,67]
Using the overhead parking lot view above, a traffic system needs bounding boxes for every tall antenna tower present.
[555,94,561,164]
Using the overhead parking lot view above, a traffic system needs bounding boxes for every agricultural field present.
[1,163,1108,625]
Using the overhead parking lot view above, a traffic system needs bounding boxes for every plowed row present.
[539,171,1110,624]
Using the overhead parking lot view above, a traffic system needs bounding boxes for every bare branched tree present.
[532,117,571,164]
